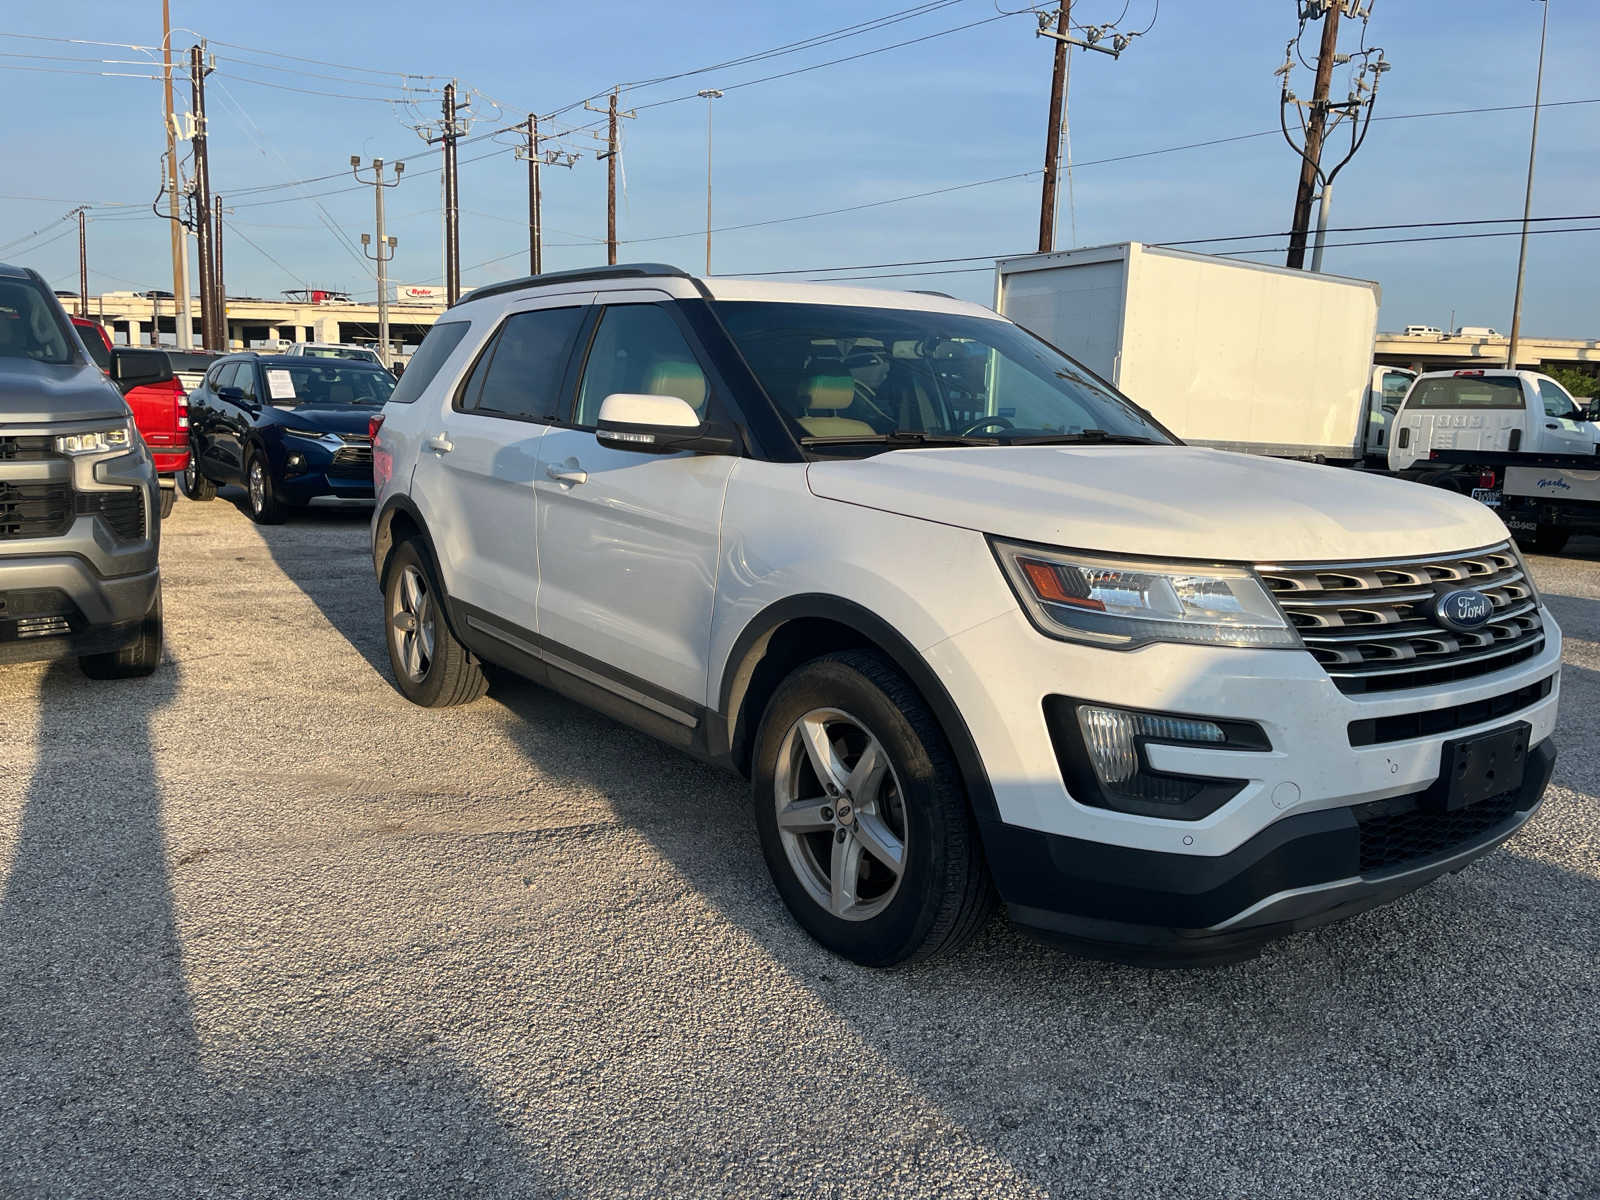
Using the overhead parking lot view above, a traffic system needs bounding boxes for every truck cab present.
[1363,364,1416,460]
[1388,369,1597,471]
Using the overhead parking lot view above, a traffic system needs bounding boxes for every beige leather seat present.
[796,375,875,438]
[645,360,708,416]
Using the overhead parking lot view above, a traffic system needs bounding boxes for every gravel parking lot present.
[1,491,1597,1199]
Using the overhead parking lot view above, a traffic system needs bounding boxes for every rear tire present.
[383,538,487,707]
[80,582,163,680]
[751,649,994,967]
[246,454,287,525]
[180,456,217,501]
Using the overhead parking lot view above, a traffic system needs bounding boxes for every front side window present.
[574,304,708,427]
[1408,376,1526,410]
[458,306,586,421]
[234,361,259,402]
[1381,371,1414,409]
[1538,379,1580,419]
[712,300,1166,450]
[0,278,73,365]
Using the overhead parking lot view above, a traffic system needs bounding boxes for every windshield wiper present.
[800,431,1001,448]
[1003,430,1161,446]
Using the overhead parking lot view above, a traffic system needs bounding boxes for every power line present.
[210,66,425,104]
[199,36,445,81]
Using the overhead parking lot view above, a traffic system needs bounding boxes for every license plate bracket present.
[1427,722,1531,811]
[1470,487,1502,507]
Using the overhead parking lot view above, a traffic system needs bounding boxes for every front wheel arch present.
[717,595,1000,830]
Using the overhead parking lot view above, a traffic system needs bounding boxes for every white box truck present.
[995,242,1383,461]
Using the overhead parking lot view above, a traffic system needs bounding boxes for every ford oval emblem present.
[1434,588,1495,632]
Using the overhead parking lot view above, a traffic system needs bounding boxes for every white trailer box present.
[995,242,1382,460]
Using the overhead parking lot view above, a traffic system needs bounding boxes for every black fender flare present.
[371,496,467,643]
[717,593,1000,828]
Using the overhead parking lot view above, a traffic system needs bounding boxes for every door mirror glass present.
[1585,400,1600,423]
[109,348,173,389]
[216,385,247,403]
[595,392,734,455]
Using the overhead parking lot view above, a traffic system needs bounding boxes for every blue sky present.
[1,0,1596,335]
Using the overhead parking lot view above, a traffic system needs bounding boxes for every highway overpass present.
[1374,330,1599,372]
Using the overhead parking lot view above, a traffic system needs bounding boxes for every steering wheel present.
[954,415,1014,437]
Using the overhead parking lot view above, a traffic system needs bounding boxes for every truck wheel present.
[80,582,163,680]
[246,455,288,525]
[383,538,487,707]
[1532,525,1570,555]
[180,457,216,502]
[750,650,995,967]
[158,488,175,519]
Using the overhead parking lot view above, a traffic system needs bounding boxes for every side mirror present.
[216,385,247,403]
[1584,400,1600,423]
[595,393,735,456]
[109,348,173,391]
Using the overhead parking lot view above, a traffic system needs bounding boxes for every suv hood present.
[0,358,128,425]
[805,445,1510,563]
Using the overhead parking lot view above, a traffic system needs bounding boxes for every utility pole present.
[527,114,541,275]
[189,43,219,349]
[162,0,192,349]
[1285,3,1341,269]
[76,208,88,317]
[1276,3,1388,272]
[353,157,403,365]
[589,89,635,266]
[1038,3,1070,253]
[1507,0,1550,371]
[697,90,723,274]
[430,83,463,304]
[213,194,225,346]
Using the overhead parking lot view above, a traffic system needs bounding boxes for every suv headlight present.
[991,539,1299,649]
[56,420,135,457]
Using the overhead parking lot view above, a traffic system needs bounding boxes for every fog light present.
[1044,698,1268,821]
[286,453,305,473]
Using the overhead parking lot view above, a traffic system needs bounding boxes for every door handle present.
[545,463,588,486]
[426,433,454,453]
[1546,423,1559,430]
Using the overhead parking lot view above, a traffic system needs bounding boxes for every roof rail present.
[450,263,693,308]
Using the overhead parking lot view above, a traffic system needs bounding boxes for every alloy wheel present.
[249,461,265,515]
[390,564,436,683]
[773,707,908,921]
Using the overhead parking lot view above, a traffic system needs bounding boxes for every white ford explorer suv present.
[369,264,1560,967]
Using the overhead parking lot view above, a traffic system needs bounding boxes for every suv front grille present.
[1260,544,1544,694]
[75,490,145,542]
[0,482,72,539]
[0,435,55,462]
[329,435,374,480]
[1355,789,1527,873]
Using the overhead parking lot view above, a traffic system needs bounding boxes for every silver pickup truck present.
[0,263,162,677]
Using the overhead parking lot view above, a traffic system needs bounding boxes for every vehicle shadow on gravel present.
[0,659,554,1197]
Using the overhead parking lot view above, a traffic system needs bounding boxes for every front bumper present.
[996,738,1554,965]
[922,604,1563,960]
[273,434,374,500]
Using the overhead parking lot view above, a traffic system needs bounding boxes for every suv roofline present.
[450,263,702,309]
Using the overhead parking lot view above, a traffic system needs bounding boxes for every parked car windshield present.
[264,362,395,407]
[712,300,1169,449]
[1408,376,1525,410]
[302,345,380,364]
[0,278,74,365]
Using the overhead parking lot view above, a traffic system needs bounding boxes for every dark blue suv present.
[180,353,395,523]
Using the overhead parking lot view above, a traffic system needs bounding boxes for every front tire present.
[1532,525,1570,555]
[80,581,163,680]
[751,650,994,967]
[246,454,287,525]
[158,487,175,519]
[383,538,487,707]
[180,456,216,501]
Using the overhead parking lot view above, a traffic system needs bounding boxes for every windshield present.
[0,278,74,365]
[713,300,1169,449]
[263,362,395,407]
[303,345,380,364]
[1409,376,1524,410]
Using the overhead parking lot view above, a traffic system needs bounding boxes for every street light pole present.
[697,89,723,275]
[353,156,403,366]
[1506,0,1549,370]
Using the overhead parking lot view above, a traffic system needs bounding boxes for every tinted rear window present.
[388,320,469,405]
[1409,377,1525,410]
[168,352,219,374]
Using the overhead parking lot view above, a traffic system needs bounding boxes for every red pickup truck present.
[71,316,219,518]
